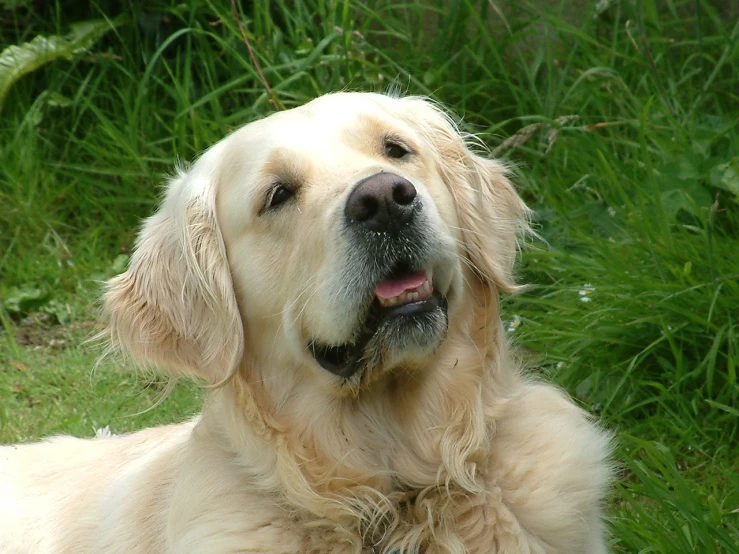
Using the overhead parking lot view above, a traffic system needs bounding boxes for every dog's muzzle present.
[308,172,449,381]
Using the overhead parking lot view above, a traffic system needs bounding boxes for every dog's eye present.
[265,184,294,210]
[384,139,410,159]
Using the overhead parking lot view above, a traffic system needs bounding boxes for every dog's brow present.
[260,147,311,185]
[341,113,418,156]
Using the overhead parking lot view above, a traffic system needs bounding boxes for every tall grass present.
[1,1,737,552]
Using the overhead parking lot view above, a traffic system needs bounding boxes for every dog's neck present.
[200,283,517,538]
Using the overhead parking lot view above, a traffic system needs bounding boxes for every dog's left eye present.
[384,139,410,159]
[265,184,294,211]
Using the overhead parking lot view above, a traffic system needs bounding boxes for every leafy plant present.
[0,17,122,112]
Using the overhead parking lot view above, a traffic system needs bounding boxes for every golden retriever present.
[0,93,611,553]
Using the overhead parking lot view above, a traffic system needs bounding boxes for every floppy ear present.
[103,169,244,383]
[402,97,531,292]
[454,154,531,292]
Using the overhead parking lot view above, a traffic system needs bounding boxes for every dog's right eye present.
[264,184,294,211]
[384,139,410,159]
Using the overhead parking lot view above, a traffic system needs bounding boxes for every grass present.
[1,0,737,552]
[0,322,200,443]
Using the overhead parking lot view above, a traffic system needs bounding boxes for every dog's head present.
[104,93,529,394]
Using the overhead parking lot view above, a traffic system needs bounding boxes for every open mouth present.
[310,264,445,379]
[374,268,433,309]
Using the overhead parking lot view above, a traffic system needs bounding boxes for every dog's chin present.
[309,291,449,380]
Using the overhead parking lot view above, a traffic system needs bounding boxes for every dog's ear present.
[402,97,531,292]
[455,154,531,292]
[103,169,244,383]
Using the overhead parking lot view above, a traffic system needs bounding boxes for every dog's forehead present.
[238,93,412,151]
[214,95,415,216]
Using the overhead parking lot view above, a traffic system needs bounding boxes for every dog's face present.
[217,94,464,387]
[105,93,528,396]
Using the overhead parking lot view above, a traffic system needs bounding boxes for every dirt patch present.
[11,314,101,350]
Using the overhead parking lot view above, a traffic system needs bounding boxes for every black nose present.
[345,172,418,232]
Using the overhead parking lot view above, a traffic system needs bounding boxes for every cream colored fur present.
[0,93,611,554]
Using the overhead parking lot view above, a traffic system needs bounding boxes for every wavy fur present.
[0,93,611,554]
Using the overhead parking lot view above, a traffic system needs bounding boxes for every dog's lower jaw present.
[310,292,450,386]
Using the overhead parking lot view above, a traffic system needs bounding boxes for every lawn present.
[1,1,737,552]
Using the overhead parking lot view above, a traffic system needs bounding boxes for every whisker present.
[268,278,324,362]
[265,273,320,318]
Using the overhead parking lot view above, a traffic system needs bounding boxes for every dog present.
[0,92,611,553]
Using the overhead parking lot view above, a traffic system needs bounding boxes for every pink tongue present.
[373,270,427,300]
